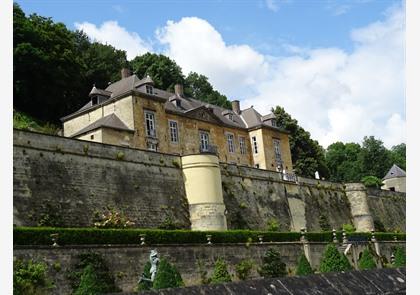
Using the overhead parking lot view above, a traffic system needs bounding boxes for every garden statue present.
[138,249,160,283]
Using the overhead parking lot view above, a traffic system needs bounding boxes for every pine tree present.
[393,247,406,267]
[258,248,287,278]
[358,249,377,270]
[319,244,352,273]
[211,258,232,284]
[153,259,184,290]
[295,253,314,276]
[75,265,104,295]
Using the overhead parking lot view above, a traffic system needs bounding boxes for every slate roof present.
[383,164,406,180]
[71,113,134,137]
[63,73,288,133]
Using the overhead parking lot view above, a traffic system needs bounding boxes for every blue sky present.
[16,0,405,148]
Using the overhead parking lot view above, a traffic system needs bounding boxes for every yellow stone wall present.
[63,96,135,137]
[260,128,293,171]
[76,129,103,143]
[63,93,293,172]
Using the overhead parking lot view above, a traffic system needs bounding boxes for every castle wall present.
[13,129,190,228]
[13,130,405,232]
[13,241,405,294]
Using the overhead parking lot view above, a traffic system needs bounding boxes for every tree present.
[211,258,232,284]
[130,53,184,91]
[361,176,383,188]
[258,248,287,278]
[153,259,184,289]
[319,244,352,273]
[272,106,329,178]
[359,136,392,179]
[184,72,232,109]
[74,264,104,295]
[389,143,406,171]
[295,253,314,276]
[13,4,128,123]
[358,249,376,270]
[325,142,362,182]
[393,247,406,267]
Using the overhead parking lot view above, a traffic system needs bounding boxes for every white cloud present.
[242,5,405,148]
[156,17,269,98]
[74,21,151,60]
[266,0,279,12]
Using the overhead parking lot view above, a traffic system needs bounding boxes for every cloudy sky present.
[18,0,405,148]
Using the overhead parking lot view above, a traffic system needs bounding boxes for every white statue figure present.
[138,249,160,283]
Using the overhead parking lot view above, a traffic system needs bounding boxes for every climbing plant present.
[358,249,377,270]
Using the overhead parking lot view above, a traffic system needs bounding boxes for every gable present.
[185,106,225,125]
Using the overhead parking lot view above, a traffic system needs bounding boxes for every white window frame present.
[252,136,258,154]
[199,131,210,152]
[145,110,156,138]
[271,119,277,127]
[146,85,154,95]
[147,142,157,151]
[168,120,179,144]
[273,139,281,160]
[239,136,246,155]
[227,133,235,153]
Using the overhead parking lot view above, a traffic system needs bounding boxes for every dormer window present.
[228,113,233,121]
[92,96,98,105]
[271,119,277,127]
[146,85,154,95]
[222,110,234,121]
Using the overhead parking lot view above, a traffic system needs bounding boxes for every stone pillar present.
[181,154,227,230]
[345,183,374,232]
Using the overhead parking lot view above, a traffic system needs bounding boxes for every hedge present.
[13,227,405,246]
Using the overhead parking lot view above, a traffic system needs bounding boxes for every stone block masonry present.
[13,129,191,228]
[13,130,406,232]
[13,241,405,294]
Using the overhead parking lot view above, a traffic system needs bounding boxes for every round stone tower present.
[181,154,227,231]
[345,183,375,232]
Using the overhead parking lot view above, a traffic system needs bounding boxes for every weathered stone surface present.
[109,268,405,295]
[13,241,405,294]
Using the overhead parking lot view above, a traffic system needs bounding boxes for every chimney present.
[174,84,184,97]
[121,68,131,79]
[232,100,241,114]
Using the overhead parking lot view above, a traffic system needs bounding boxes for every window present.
[90,134,94,140]
[273,139,281,161]
[271,119,277,127]
[228,113,233,121]
[239,137,246,155]
[169,120,179,143]
[199,131,210,152]
[227,133,235,153]
[146,85,154,95]
[147,142,157,151]
[145,111,156,137]
[252,136,258,154]
[255,163,260,169]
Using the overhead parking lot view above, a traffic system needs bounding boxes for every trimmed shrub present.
[319,244,352,273]
[68,252,119,294]
[14,259,53,295]
[74,264,104,295]
[211,258,232,284]
[235,259,253,280]
[137,261,152,291]
[358,249,377,270]
[258,248,287,278]
[393,247,406,267]
[13,227,405,246]
[153,259,184,289]
[295,253,313,276]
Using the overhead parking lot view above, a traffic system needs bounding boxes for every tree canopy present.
[272,106,329,178]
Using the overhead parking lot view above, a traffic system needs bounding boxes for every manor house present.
[61,69,293,172]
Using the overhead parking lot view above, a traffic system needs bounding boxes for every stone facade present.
[61,74,293,173]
